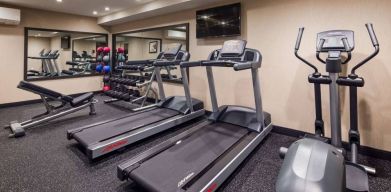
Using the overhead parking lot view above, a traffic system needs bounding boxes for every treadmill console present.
[163,43,182,58]
[213,40,259,64]
[220,40,247,57]
[317,30,354,52]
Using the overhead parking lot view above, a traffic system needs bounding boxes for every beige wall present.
[73,40,96,56]
[110,0,391,151]
[126,37,161,60]
[0,4,109,104]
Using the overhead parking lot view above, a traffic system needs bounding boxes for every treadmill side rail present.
[67,107,157,140]
[193,122,273,192]
[87,109,205,159]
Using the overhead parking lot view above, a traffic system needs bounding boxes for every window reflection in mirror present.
[113,24,189,84]
[25,28,108,80]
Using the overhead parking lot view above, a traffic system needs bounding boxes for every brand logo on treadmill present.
[177,172,194,188]
[205,183,218,192]
[102,140,128,153]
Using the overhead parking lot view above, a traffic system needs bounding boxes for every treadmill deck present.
[129,122,249,192]
[73,108,180,146]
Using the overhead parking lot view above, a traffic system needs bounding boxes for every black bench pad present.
[18,81,62,99]
[18,81,93,106]
[71,93,94,107]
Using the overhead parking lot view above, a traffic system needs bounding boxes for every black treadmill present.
[67,45,205,160]
[117,40,273,192]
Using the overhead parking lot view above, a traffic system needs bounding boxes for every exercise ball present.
[103,85,110,92]
[103,75,110,83]
[97,47,104,53]
[96,64,103,73]
[103,65,111,74]
[103,55,110,63]
[117,55,125,62]
[117,47,125,53]
[103,47,111,54]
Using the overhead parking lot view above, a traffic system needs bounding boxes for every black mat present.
[0,95,390,192]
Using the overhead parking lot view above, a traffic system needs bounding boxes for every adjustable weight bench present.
[5,81,97,138]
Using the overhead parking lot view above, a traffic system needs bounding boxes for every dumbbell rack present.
[104,65,159,111]
[143,66,178,80]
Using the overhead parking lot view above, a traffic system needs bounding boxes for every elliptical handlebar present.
[366,23,379,46]
[351,23,380,75]
[295,28,304,51]
[294,27,319,74]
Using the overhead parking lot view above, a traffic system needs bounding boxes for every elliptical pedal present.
[346,163,370,192]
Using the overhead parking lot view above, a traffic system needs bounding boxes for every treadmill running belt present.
[129,122,248,192]
[73,108,179,145]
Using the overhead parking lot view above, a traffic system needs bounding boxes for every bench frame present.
[5,82,97,138]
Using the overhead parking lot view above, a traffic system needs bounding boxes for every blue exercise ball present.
[103,65,111,73]
[96,64,103,73]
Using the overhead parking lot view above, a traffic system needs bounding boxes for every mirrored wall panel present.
[25,28,108,81]
[113,23,189,84]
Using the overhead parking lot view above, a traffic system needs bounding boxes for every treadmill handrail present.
[153,60,182,66]
[180,60,256,71]
[125,59,154,66]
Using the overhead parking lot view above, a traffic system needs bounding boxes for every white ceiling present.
[98,0,225,25]
[0,0,227,25]
[0,0,156,17]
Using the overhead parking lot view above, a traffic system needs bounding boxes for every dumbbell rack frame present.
[104,66,159,111]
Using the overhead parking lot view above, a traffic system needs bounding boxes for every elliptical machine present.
[276,23,379,192]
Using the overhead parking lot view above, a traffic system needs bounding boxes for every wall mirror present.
[113,23,189,84]
[24,28,108,81]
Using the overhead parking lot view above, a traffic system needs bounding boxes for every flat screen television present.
[196,3,241,38]
[61,35,70,49]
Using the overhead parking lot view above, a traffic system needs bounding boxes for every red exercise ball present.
[117,47,125,53]
[97,47,104,53]
[103,47,111,54]
[103,85,110,92]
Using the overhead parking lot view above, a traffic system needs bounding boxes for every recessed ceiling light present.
[105,7,110,11]
[56,0,62,2]
[93,11,98,15]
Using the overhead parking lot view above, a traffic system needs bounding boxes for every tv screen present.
[196,3,241,38]
[61,36,70,49]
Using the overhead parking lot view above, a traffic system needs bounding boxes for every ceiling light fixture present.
[105,7,110,11]
[93,11,98,15]
[56,0,62,2]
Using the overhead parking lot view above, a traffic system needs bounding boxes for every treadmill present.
[67,46,205,160]
[117,40,273,192]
